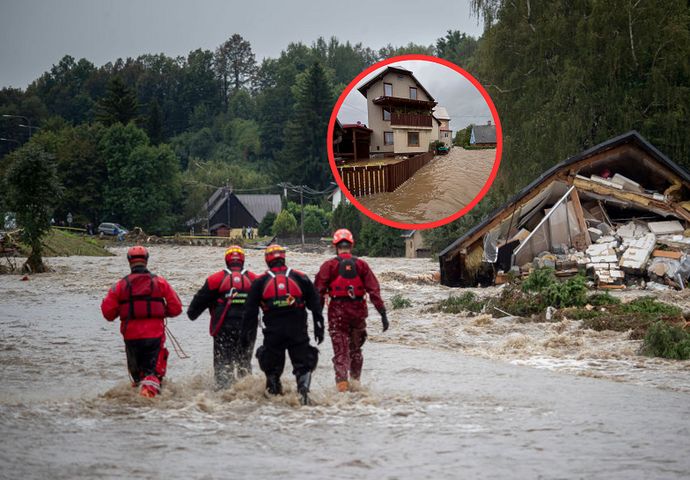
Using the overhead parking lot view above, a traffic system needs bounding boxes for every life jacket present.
[329,256,366,301]
[210,268,253,336]
[260,268,305,312]
[118,273,166,321]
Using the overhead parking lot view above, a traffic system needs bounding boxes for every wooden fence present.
[338,151,434,196]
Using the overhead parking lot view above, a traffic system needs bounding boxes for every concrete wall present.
[366,71,432,154]
[392,128,432,154]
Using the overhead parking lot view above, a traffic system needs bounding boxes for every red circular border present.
[327,54,503,230]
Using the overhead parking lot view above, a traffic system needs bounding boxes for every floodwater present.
[1,245,690,479]
[359,148,496,224]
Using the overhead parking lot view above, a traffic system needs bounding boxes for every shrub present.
[390,294,412,310]
[429,291,485,314]
[641,321,690,360]
[587,292,621,307]
[271,210,298,236]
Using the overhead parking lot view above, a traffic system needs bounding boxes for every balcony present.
[391,113,433,127]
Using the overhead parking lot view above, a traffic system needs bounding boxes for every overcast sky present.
[338,61,493,131]
[1,0,483,89]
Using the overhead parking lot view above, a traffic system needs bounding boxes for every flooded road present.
[1,246,689,478]
[359,148,496,224]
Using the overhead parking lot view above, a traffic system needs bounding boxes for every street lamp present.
[2,114,33,138]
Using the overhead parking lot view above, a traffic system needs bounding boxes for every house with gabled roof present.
[433,106,453,147]
[358,66,439,155]
[470,121,496,147]
[189,187,282,236]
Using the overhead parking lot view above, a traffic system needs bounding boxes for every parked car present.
[98,222,128,236]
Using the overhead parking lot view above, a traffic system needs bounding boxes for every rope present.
[165,321,190,359]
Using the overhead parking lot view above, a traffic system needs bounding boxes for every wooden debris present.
[652,249,683,260]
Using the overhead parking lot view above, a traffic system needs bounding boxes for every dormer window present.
[384,83,393,96]
[409,87,417,100]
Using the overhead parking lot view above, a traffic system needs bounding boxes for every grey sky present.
[0,0,483,89]
[338,60,493,131]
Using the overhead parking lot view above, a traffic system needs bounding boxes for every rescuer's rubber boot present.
[336,380,349,393]
[296,372,312,406]
[266,375,283,395]
[139,375,160,398]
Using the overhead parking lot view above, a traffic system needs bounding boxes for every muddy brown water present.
[358,148,496,224]
[1,246,689,478]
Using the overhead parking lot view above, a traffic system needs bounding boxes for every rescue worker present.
[315,229,388,392]
[187,245,257,388]
[242,244,324,405]
[101,246,182,398]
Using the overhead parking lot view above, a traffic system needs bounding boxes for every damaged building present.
[439,131,690,289]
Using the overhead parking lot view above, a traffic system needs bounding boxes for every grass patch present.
[23,229,113,257]
[429,291,485,314]
[641,321,690,360]
[390,294,412,310]
[587,292,621,307]
[563,297,684,339]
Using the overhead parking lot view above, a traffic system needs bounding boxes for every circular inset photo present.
[328,55,502,229]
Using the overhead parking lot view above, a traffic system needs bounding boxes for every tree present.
[435,30,479,69]
[258,211,277,236]
[330,203,361,239]
[302,204,330,235]
[215,34,257,106]
[279,62,335,189]
[272,209,298,236]
[358,218,404,257]
[96,76,139,126]
[99,123,181,232]
[3,143,62,272]
[146,99,163,144]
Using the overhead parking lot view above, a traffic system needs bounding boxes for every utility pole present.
[300,185,305,245]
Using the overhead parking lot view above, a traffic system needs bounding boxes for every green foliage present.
[96,77,139,126]
[429,291,485,314]
[520,268,587,309]
[473,0,690,189]
[214,34,257,105]
[453,126,472,147]
[521,267,557,293]
[390,294,412,310]
[3,143,63,272]
[279,62,335,189]
[258,211,277,237]
[542,275,587,309]
[302,204,330,235]
[99,123,181,233]
[587,292,621,307]
[641,322,690,360]
[358,218,404,257]
[436,30,479,70]
[222,118,261,161]
[272,209,298,236]
[330,203,361,239]
[619,297,682,317]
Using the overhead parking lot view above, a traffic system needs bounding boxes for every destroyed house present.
[439,131,690,287]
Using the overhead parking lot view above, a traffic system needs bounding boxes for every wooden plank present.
[570,188,591,246]
[652,249,683,260]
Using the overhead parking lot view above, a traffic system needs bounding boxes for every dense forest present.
[1,0,689,256]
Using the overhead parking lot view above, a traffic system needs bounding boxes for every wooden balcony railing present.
[390,113,433,127]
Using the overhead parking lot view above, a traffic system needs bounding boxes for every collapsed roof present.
[439,131,690,287]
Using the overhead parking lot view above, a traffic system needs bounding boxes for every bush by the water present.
[429,291,485,314]
[390,294,412,310]
[641,321,690,360]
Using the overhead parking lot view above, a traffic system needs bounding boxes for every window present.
[384,132,394,145]
[383,108,391,121]
[409,87,417,100]
[408,131,419,147]
[384,82,393,96]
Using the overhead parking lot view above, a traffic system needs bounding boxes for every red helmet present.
[224,245,245,266]
[127,245,149,265]
[265,244,286,266]
[332,228,354,246]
